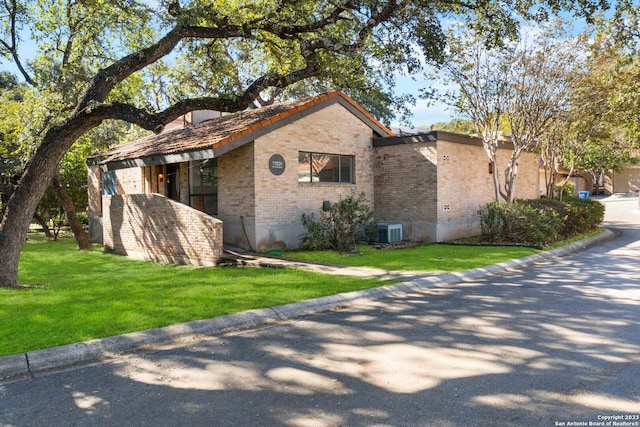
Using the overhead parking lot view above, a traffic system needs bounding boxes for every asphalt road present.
[2,196,640,427]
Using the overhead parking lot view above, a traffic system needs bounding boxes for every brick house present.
[88,91,539,265]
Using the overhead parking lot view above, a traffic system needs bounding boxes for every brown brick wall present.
[217,142,256,249]
[373,137,540,242]
[114,167,144,194]
[251,102,375,251]
[102,193,223,266]
[87,166,145,244]
[373,141,438,240]
[87,165,103,243]
[496,149,540,200]
[436,141,497,224]
[215,103,374,251]
[374,142,438,221]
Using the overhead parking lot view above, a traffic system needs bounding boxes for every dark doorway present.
[166,164,180,202]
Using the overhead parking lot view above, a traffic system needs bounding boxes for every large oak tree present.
[0,0,613,287]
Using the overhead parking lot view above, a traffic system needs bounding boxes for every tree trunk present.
[491,159,502,202]
[33,213,53,239]
[0,116,97,287]
[52,173,91,250]
[0,168,54,287]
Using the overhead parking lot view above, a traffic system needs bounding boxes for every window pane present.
[315,154,339,182]
[189,159,217,195]
[298,152,354,184]
[339,155,353,183]
[298,152,311,182]
[102,171,117,195]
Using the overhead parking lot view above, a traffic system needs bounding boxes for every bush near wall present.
[480,198,604,246]
[300,192,374,253]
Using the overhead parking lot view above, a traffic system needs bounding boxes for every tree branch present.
[75,24,245,112]
[79,60,320,133]
[1,0,35,85]
[76,1,406,114]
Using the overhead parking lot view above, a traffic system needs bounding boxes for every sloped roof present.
[373,130,517,150]
[100,91,394,170]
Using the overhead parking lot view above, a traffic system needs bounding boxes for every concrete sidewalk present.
[0,228,615,383]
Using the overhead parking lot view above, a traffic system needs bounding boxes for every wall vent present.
[378,223,403,243]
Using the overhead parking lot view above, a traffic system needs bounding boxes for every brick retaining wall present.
[103,193,223,266]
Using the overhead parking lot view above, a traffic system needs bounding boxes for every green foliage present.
[300,192,373,253]
[429,118,476,135]
[555,180,576,198]
[481,200,562,246]
[76,211,89,226]
[553,35,640,183]
[0,71,18,90]
[560,198,605,236]
[481,198,604,246]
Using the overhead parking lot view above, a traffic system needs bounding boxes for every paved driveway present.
[2,196,640,426]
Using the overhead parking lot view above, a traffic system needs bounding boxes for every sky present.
[392,73,459,129]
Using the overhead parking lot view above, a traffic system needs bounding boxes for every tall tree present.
[428,22,583,203]
[0,0,614,287]
[501,26,584,202]
[539,29,640,198]
[427,27,516,202]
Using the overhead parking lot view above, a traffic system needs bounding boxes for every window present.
[189,159,218,215]
[102,170,117,195]
[298,152,354,183]
[189,159,217,195]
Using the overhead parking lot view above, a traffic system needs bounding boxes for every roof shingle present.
[101,91,393,166]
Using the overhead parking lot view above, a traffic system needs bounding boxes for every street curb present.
[0,227,615,383]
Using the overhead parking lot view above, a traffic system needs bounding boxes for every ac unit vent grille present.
[377,223,403,243]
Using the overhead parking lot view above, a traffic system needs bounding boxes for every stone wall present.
[102,193,223,266]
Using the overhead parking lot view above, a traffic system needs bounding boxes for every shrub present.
[481,200,561,246]
[480,201,511,242]
[562,198,604,235]
[480,197,604,246]
[555,180,576,198]
[300,192,374,253]
[77,211,89,226]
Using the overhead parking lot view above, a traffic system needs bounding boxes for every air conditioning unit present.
[378,223,403,243]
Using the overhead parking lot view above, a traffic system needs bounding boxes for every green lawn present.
[2,233,549,358]
[1,235,389,357]
[284,243,540,272]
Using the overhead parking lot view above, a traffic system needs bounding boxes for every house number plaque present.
[269,154,285,175]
